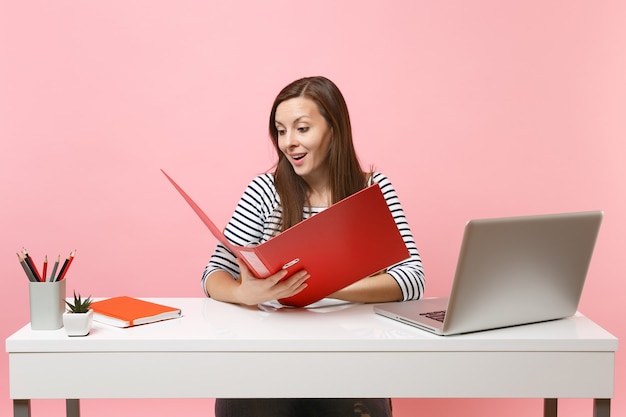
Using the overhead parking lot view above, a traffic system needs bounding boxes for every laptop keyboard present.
[420,310,446,322]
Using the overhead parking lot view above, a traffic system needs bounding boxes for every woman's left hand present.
[232,258,310,305]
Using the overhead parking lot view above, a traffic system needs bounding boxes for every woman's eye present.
[277,129,286,136]
[297,126,309,133]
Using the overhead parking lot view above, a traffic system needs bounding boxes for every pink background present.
[1,1,623,416]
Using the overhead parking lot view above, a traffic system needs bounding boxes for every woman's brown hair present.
[269,76,368,231]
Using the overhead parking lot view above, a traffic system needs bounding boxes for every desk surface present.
[6,298,618,401]
[6,297,618,352]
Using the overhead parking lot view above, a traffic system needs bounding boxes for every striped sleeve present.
[371,172,425,301]
[201,174,278,296]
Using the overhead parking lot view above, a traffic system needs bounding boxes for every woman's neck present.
[307,189,331,207]
[305,180,331,207]
[303,171,331,207]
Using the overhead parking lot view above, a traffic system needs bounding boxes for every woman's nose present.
[284,130,298,147]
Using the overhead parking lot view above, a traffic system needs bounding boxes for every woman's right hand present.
[233,258,310,305]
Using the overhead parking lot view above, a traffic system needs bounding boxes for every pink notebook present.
[162,170,409,307]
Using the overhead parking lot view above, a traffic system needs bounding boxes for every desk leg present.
[594,399,610,417]
[13,399,31,417]
[66,399,80,417]
[543,398,557,417]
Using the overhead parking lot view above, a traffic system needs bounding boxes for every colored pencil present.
[49,255,60,282]
[57,250,76,281]
[55,255,70,282]
[22,249,42,282]
[42,255,48,282]
[17,253,38,282]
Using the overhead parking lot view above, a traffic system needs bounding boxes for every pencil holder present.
[29,280,66,330]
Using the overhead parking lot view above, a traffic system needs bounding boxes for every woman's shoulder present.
[247,172,276,190]
[368,172,401,198]
[369,171,392,186]
[242,173,279,206]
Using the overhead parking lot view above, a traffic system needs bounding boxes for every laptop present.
[374,211,603,335]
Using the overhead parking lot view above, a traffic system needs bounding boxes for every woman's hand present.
[233,258,310,305]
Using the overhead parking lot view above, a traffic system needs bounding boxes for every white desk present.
[6,298,618,417]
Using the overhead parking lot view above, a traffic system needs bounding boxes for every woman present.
[203,76,425,416]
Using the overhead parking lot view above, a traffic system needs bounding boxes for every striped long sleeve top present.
[202,172,425,301]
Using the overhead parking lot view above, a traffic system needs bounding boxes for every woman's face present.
[275,97,332,186]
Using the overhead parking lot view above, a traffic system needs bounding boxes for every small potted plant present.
[63,291,94,336]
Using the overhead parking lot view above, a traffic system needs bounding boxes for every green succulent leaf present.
[65,290,93,313]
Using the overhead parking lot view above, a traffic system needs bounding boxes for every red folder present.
[162,170,409,307]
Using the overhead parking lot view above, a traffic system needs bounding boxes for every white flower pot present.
[62,310,93,337]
